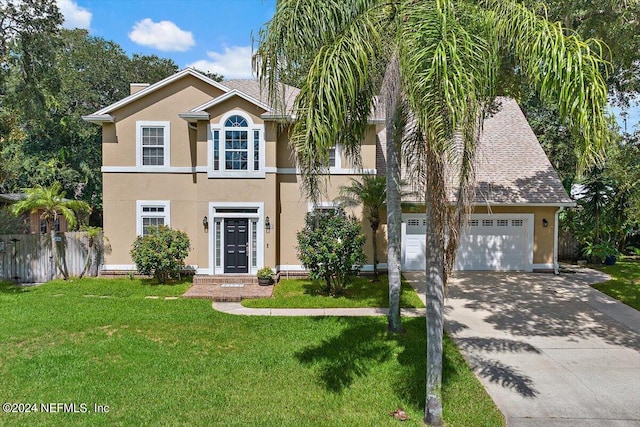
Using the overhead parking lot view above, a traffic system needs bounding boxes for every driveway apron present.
[404,269,640,427]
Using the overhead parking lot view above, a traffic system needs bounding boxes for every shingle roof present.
[399,97,572,206]
[471,97,572,205]
[220,79,299,116]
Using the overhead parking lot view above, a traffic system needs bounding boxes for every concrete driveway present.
[404,269,640,427]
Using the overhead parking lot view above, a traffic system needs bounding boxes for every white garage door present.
[402,214,532,272]
[402,216,427,271]
[455,216,531,271]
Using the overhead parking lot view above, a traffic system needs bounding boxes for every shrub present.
[130,226,191,283]
[296,208,366,295]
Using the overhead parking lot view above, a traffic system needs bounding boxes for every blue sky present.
[57,0,276,79]
[57,0,638,131]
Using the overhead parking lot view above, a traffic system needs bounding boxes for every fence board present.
[0,232,103,283]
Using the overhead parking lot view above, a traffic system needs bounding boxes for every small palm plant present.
[11,183,91,279]
[335,175,387,281]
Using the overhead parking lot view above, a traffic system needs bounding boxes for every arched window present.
[210,112,264,177]
[224,115,249,170]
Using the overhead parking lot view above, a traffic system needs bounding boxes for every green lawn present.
[0,277,502,426]
[592,259,640,311]
[242,275,425,308]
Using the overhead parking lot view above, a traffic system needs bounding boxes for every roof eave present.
[178,112,210,123]
[82,114,115,124]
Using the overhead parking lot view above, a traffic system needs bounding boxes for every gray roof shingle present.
[471,97,572,205]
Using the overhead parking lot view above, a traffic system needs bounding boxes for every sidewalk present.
[212,301,426,317]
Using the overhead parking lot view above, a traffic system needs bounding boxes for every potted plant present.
[257,266,274,286]
[582,241,620,265]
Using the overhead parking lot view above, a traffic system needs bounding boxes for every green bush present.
[130,226,191,283]
[296,208,366,295]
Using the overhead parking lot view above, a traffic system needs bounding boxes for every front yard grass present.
[592,259,640,311]
[0,277,502,426]
[242,275,425,308]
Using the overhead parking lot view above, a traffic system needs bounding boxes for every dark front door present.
[224,219,249,273]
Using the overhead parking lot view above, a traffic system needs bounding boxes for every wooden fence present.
[558,230,581,261]
[0,232,104,283]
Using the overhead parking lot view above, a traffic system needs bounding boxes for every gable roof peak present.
[90,67,229,116]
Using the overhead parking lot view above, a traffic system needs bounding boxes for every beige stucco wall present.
[100,74,380,271]
[103,75,225,168]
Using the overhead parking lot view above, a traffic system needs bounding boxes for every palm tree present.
[335,175,387,281]
[11,183,90,279]
[255,1,609,424]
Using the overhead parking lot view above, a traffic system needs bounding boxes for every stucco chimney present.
[130,83,150,95]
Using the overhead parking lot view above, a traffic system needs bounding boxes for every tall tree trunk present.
[387,113,403,332]
[385,54,403,333]
[424,185,444,426]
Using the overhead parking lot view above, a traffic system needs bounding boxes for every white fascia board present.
[92,68,230,115]
[190,89,272,113]
[82,114,115,124]
[178,112,210,122]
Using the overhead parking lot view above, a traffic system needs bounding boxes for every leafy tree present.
[130,226,191,284]
[11,183,90,279]
[296,209,366,295]
[0,0,63,116]
[256,1,609,423]
[0,29,179,218]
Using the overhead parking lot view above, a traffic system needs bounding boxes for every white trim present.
[101,166,207,173]
[274,264,388,272]
[307,201,338,212]
[136,200,170,236]
[328,145,342,171]
[178,112,210,122]
[191,89,272,114]
[101,264,199,272]
[208,112,266,178]
[532,263,555,271]
[206,202,265,275]
[275,168,377,175]
[102,264,137,271]
[136,121,171,168]
[275,265,306,272]
[93,68,229,115]
[101,166,375,176]
[82,114,114,123]
[470,202,577,208]
[360,263,389,272]
[554,207,564,274]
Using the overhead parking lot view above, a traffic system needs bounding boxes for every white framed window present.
[328,145,342,171]
[136,200,170,236]
[209,112,264,178]
[136,121,170,168]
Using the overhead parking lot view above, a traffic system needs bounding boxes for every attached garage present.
[401,213,534,272]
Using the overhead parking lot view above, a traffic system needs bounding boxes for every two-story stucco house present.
[83,68,573,277]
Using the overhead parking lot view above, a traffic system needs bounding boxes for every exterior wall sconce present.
[542,218,549,228]
[265,216,271,232]
[202,215,209,231]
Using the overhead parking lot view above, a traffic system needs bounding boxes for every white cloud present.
[187,46,254,80]
[57,0,92,30]
[128,18,195,52]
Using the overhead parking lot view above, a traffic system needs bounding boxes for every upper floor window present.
[137,121,170,168]
[209,112,264,178]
